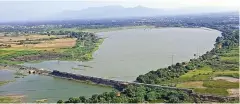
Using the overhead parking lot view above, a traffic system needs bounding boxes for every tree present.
[167,95,180,103]
[57,100,63,103]
[79,96,86,103]
[146,91,157,101]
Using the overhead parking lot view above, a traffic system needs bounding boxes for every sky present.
[0,0,239,22]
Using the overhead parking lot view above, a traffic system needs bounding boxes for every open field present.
[227,89,240,97]
[6,38,77,50]
[0,34,76,51]
[174,68,239,96]
[176,81,205,88]
[177,66,213,82]
[0,95,24,103]
[220,47,239,65]
[203,80,239,89]
[213,71,239,78]
[193,88,229,96]
[0,34,78,64]
[213,77,239,82]
[0,34,56,42]
[171,46,240,97]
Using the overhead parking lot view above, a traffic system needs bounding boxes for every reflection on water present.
[23,28,220,81]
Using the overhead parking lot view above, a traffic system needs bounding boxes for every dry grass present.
[1,34,77,51]
[213,77,239,82]
[10,38,77,50]
[227,89,240,97]
[35,38,77,48]
[0,35,55,42]
[0,95,24,103]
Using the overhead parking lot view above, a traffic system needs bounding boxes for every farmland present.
[0,31,102,64]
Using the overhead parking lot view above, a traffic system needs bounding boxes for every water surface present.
[23,28,221,81]
[0,70,112,102]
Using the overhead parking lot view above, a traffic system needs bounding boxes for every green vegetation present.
[0,96,22,103]
[0,49,40,64]
[136,25,239,98]
[178,66,213,81]
[62,32,102,61]
[0,81,9,86]
[194,88,228,96]
[0,31,103,64]
[58,85,194,103]
[0,97,14,103]
[176,81,204,88]
[50,25,154,33]
[213,71,239,78]
[203,80,239,89]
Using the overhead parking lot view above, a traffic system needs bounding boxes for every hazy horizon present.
[0,0,239,22]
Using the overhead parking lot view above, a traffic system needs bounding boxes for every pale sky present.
[1,0,239,10]
[0,0,239,22]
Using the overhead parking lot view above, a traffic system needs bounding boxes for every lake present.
[23,28,221,81]
[0,70,112,102]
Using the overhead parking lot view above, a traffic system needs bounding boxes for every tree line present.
[58,85,193,103]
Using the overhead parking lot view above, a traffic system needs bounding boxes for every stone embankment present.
[49,70,238,103]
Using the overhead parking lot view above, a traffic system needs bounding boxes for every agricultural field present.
[166,47,240,97]
[0,34,77,64]
[0,31,102,64]
[0,34,75,51]
[175,67,239,96]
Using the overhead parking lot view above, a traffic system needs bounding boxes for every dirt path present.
[227,89,240,97]
[213,77,239,82]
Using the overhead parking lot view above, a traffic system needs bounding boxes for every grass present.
[160,47,239,97]
[0,97,14,103]
[220,56,239,64]
[160,66,213,84]
[194,88,229,96]
[177,66,213,82]
[0,81,9,86]
[213,70,239,78]
[203,80,239,89]
[176,81,204,88]
[0,49,40,64]
[0,96,23,103]
[14,71,27,76]
[63,38,104,61]
[219,47,239,65]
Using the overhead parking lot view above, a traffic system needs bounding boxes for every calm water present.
[23,28,220,81]
[0,70,112,102]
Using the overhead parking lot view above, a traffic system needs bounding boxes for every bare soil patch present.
[213,77,239,82]
[227,89,240,97]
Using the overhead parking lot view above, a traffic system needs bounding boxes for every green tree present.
[146,91,157,101]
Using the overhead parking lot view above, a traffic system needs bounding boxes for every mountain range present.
[0,5,236,22]
[51,5,235,20]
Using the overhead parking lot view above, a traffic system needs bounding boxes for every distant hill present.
[0,5,236,22]
[50,5,163,20]
[49,5,235,20]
